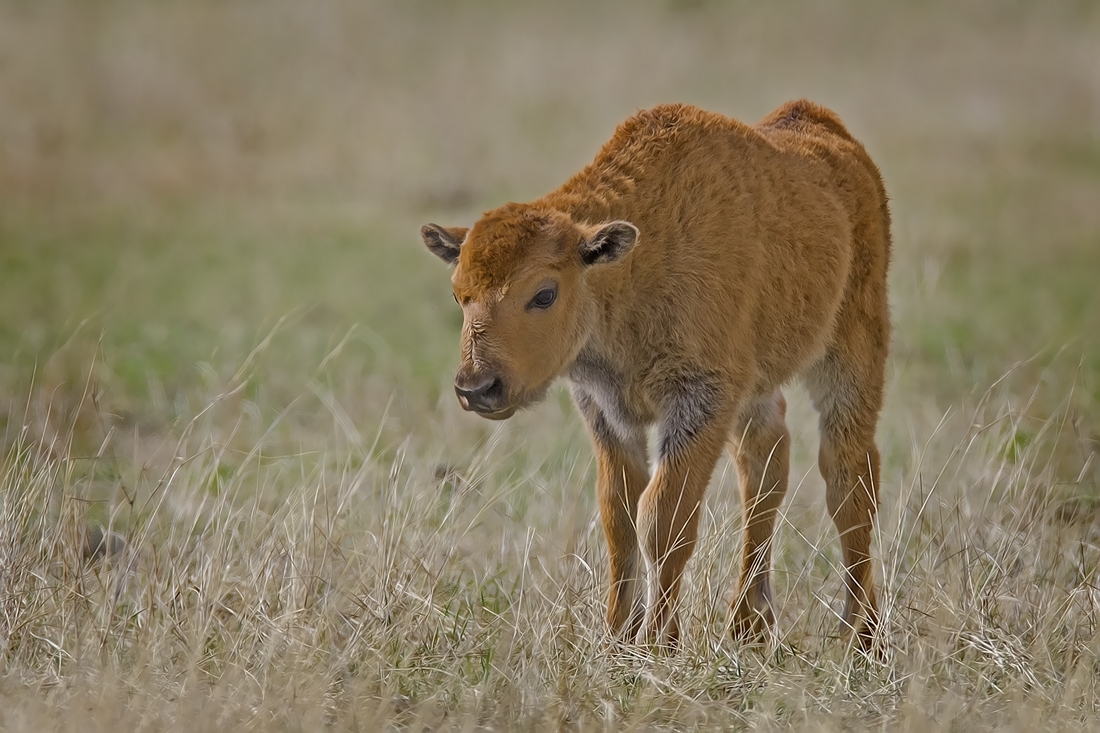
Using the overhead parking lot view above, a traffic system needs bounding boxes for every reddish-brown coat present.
[421,100,891,649]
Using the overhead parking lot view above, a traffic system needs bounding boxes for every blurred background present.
[0,0,1097,477]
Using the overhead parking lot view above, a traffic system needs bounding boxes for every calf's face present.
[421,207,637,420]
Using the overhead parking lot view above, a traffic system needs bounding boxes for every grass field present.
[2,1,1099,730]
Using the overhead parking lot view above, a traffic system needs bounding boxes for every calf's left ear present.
[580,221,639,266]
[421,224,469,265]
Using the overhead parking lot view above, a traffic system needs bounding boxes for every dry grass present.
[3,348,1099,731]
[1,0,1099,730]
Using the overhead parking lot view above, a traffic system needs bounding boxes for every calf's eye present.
[528,287,557,310]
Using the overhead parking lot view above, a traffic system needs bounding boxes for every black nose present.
[455,375,506,413]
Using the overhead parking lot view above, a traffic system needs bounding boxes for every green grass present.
[1,0,1099,730]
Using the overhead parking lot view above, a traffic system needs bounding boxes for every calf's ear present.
[421,224,469,265]
[579,221,639,266]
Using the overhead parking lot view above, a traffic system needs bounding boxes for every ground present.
[1,1,1099,730]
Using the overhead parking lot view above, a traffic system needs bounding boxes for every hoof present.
[838,604,884,659]
[641,619,681,653]
[730,580,774,643]
[731,602,773,644]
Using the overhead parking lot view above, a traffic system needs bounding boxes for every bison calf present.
[421,100,890,649]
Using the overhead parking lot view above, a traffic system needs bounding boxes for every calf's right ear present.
[580,221,639,266]
[420,224,469,265]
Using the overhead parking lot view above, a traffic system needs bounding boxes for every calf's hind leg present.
[728,390,790,641]
[807,343,886,648]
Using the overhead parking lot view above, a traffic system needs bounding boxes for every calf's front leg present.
[637,377,736,648]
[573,389,650,639]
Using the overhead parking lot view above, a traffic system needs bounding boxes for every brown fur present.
[421,100,891,649]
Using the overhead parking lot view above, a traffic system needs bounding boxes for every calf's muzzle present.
[454,371,507,415]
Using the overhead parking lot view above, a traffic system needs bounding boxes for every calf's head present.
[421,204,638,420]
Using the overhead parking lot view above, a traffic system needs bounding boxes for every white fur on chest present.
[568,351,650,450]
